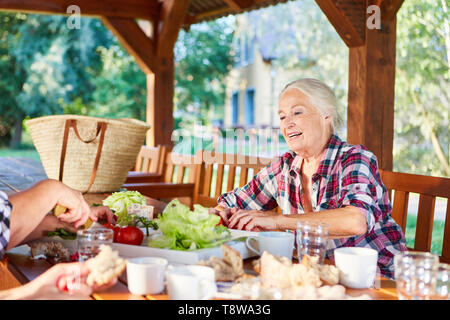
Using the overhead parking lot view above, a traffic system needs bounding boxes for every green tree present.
[174,19,235,128]
[395,0,449,177]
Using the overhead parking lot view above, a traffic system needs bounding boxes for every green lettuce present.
[148,199,231,250]
[102,191,147,226]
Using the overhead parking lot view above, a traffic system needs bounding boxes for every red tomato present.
[216,217,225,226]
[116,226,144,246]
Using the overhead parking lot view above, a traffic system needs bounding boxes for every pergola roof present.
[0,0,405,171]
[185,0,292,25]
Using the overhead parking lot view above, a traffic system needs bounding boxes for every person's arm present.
[0,262,92,300]
[7,179,91,250]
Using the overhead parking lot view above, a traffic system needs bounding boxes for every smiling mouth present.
[287,132,302,139]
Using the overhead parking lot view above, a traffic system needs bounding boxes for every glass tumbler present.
[394,251,439,300]
[296,221,329,264]
[433,263,450,300]
[77,228,114,262]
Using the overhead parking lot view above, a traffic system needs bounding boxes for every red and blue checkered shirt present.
[0,191,12,260]
[218,134,406,279]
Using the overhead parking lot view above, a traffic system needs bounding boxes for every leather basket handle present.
[59,119,108,193]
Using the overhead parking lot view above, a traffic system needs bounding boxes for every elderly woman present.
[213,78,406,279]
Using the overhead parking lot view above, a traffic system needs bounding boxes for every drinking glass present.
[433,263,450,300]
[296,221,329,264]
[394,251,439,300]
[77,228,113,262]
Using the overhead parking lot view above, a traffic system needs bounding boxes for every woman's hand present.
[89,206,115,225]
[228,209,280,231]
[209,207,238,227]
[53,181,91,229]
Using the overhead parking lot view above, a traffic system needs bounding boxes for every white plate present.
[112,229,258,265]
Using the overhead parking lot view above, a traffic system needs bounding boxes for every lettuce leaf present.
[148,199,231,250]
[102,191,147,226]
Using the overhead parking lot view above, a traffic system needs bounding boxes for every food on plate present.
[102,191,147,226]
[29,241,71,262]
[85,245,127,286]
[228,252,370,300]
[116,226,144,245]
[47,228,77,240]
[103,223,144,245]
[259,252,339,288]
[148,199,231,250]
[197,244,247,281]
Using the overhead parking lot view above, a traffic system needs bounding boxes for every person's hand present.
[209,207,238,227]
[24,262,92,299]
[88,206,115,225]
[52,181,91,229]
[228,209,279,231]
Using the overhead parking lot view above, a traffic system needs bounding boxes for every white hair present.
[279,78,340,132]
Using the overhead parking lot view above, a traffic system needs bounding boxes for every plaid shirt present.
[0,191,12,260]
[218,134,406,279]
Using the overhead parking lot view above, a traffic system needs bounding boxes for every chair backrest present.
[133,145,166,174]
[193,151,277,208]
[162,151,201,184]
[379,169,450,263]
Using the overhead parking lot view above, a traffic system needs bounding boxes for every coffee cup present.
[245,231,295,260]
[334,247,378,289]
[126,257,168,295]
[166,265,217,300]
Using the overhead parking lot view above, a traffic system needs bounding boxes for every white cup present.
[166,265,217,300]
[334,247,378,289]
[245,231,295,260]
[126,257,168,295]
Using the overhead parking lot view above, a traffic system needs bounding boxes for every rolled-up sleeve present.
[338,149,386,233]
[0,191,12,259]
[217,162,279,211]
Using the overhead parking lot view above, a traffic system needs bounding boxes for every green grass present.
[404,214,445,256]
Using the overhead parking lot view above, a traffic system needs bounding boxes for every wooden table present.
[0,193,398,300]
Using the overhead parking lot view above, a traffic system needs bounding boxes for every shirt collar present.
[288,134,344,177]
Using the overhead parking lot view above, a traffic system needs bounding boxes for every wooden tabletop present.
[0,192,398,300]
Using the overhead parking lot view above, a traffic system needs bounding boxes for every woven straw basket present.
[26,115,150,193]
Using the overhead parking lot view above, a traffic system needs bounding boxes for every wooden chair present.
[125,145,167,183]
[193,151,279,210]
[379,170,450,263]
[123,151,201,207]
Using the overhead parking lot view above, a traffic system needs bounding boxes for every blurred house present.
[223,14,301,131]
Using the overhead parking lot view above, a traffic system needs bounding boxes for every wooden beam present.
[223,0,256,11]
[315,0,365,47]
[157,0,190,58]
[347,1,397,171]
[0,0,159,20]
[101,17,157,74]
[380,0,404,21]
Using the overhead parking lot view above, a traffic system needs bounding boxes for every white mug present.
[126,257,168,295]
[245,231,295,260]
[166,265,217,300]
[334,247,378,289]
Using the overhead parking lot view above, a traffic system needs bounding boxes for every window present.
[245,88,255,125]
[244,34,254,64]
[232,91,239,125]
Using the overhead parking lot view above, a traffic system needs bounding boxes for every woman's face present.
[278,88,332,158]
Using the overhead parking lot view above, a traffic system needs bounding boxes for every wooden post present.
[347,1,401,171]
[318,0,403,171]
[146,56,175,147]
